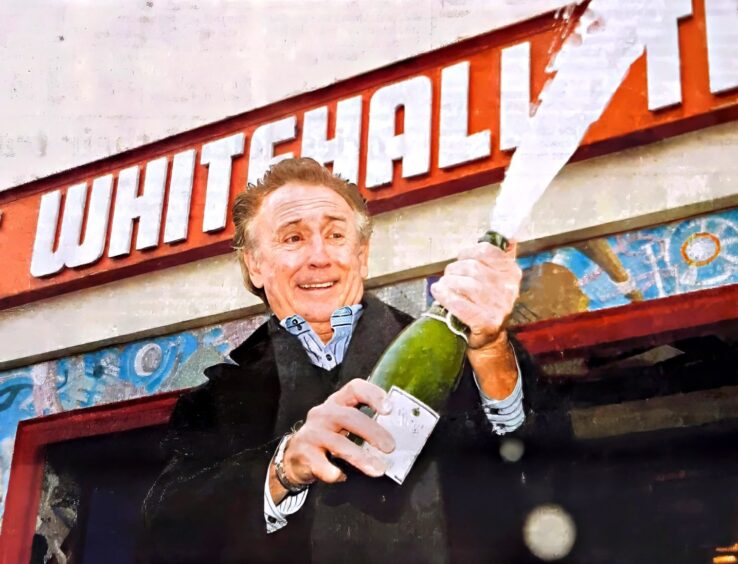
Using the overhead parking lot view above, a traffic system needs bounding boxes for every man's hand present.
[430,241,522,350]
[430,241,522,400]
[270,379,395,503]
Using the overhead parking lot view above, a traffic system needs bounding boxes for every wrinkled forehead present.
[256,183,357,231]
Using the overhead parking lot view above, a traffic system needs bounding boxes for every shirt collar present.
[279,304,364,339]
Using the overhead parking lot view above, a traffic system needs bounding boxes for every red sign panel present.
[1,1,737,309]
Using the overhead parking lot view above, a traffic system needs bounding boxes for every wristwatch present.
[273,434,309,494]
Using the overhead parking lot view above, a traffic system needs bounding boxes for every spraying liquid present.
[360,0,669,488]
[491,0,667,239]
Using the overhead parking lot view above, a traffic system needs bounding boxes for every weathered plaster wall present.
[0,0,568,191]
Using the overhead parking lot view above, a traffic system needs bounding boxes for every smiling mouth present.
[298,282,336,290]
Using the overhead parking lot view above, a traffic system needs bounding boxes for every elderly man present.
[142,157,526,563]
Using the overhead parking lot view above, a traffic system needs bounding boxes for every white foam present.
[490,0,666,239]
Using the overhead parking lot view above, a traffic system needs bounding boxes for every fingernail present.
[370,458,387,475]
[381,437,395,453]
[380,400,393,414]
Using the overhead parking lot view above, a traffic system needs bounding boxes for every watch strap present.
[274,434,309,494]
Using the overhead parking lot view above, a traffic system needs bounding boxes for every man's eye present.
[284,234,302,243]
[329,232,344,239]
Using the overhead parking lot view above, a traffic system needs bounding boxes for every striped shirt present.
[279,304,363,370]
[264,304,524,533]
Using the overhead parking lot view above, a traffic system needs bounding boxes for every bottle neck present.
[422,229,510,344]
[423,302,470,343]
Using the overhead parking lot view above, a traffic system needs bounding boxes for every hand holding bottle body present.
[270,379,395,503]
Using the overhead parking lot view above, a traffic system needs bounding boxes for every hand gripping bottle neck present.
[422,230,510,343]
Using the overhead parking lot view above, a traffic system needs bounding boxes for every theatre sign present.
[1,0,737,309]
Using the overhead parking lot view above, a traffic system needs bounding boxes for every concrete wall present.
[0,0,568,190]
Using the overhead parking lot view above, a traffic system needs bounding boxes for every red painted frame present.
[515,283,738,358]
[0,391,180,564]
[3,283,738,562]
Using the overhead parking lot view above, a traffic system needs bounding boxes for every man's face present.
[244,182,370,324]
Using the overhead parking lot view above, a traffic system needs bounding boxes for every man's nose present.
[307,235,331,267]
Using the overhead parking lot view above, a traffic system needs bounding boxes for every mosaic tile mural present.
[510,208,738,325]
[3,208,738,532]
[0,315,264,525]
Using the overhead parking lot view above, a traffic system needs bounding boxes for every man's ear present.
[359,240,370,279]
[244,250,264,289]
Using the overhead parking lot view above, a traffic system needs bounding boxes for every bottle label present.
[366,386,440,485]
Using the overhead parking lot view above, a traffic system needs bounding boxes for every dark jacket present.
[140,295,533,563]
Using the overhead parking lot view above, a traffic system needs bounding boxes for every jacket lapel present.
[335,294,413,388]
[269,317,337,436]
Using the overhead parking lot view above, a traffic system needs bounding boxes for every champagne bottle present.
[359,230,510,484]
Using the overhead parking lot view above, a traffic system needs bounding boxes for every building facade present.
[1,1,738,561]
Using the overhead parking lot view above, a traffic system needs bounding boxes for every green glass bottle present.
[357,231,509,484]
[367,304,468,412]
